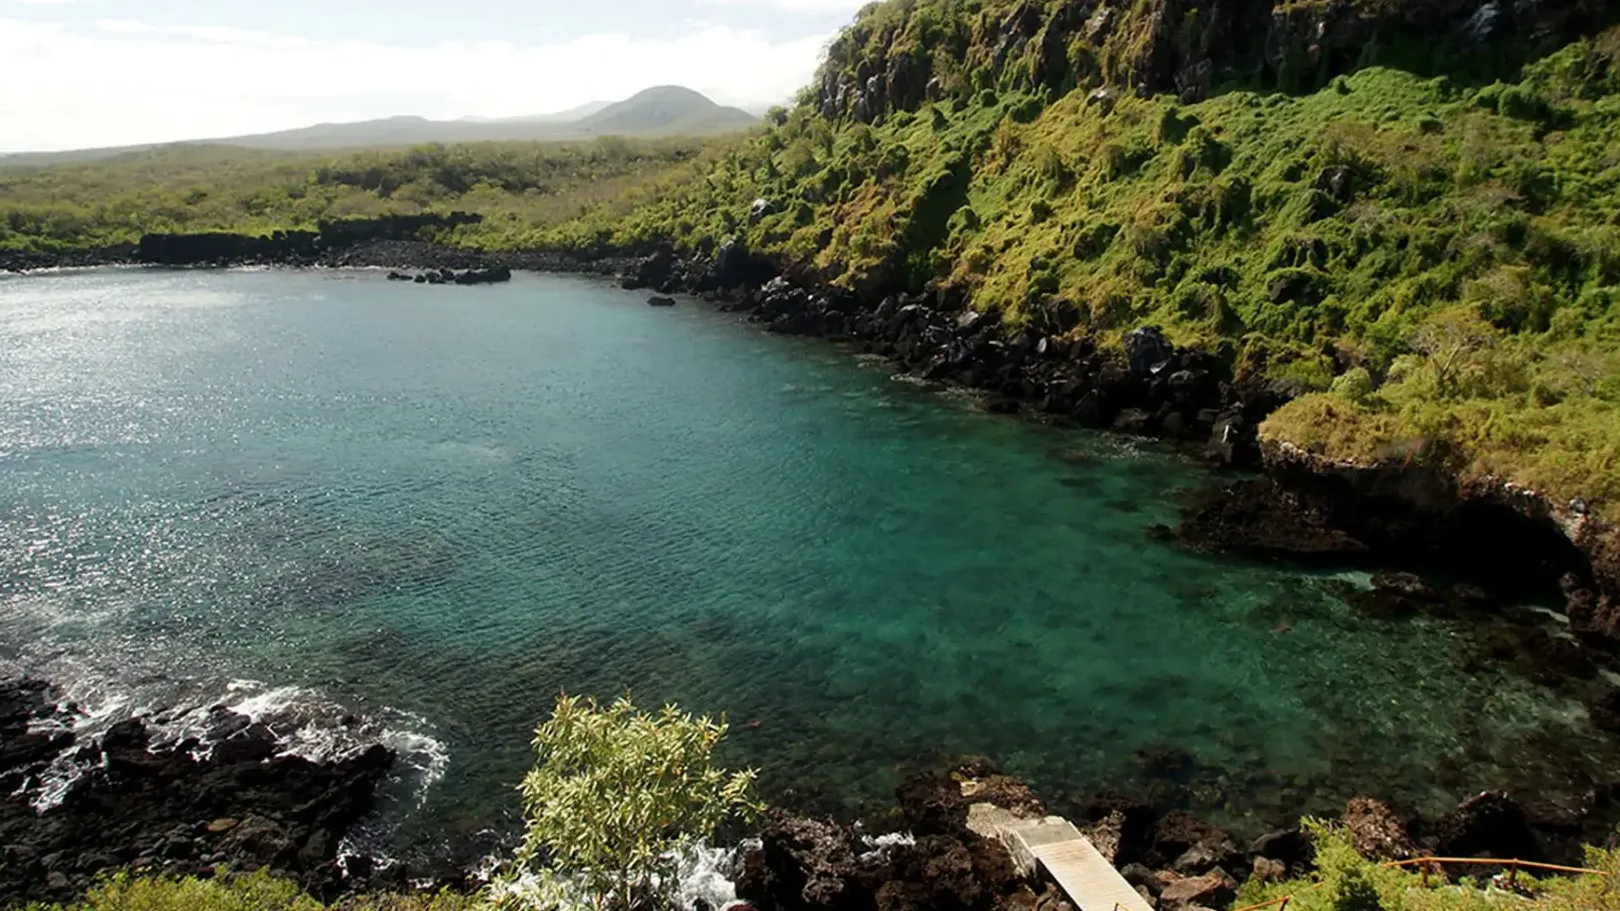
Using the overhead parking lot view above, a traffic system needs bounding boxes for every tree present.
[1411,308,1496,396]
[492,695,761,911]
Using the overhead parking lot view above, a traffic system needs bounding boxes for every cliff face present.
[813,0,1616,122]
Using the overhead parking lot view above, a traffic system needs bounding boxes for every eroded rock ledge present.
[0,678,396,906]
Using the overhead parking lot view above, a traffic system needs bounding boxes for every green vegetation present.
[1236,821,1620,910]
[0,138,718,254]
[527,14,1620,516]
[20,870,477,911]
[491,695,760,911]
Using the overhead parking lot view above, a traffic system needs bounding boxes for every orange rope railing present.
[1227,855,1612,911]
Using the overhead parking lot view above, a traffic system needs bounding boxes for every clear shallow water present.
[1,269,1613,861]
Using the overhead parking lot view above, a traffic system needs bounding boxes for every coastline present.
[9,230,1619,660]
[7,672,1620,909]
[8,232,1620,905]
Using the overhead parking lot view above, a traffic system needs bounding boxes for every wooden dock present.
[970,808,1154,911]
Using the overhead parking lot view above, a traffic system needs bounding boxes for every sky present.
[0,0,871,153]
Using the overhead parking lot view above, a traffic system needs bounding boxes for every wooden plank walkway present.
[986,813,1154,911]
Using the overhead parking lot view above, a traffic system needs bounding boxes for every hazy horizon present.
[0,0,867,154]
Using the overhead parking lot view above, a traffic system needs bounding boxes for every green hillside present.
[516,3,1620,515]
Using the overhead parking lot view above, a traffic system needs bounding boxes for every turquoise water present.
[1,269,1612,860]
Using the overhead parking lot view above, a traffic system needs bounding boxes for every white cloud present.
[0,18,835,152]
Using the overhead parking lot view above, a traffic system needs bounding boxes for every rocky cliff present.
[814,0,1616,122]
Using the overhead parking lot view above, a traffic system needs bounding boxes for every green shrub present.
[23,869,480,911]
[1235,820,1620,911]
[490,695,760,911]
[1331,367,1376,403]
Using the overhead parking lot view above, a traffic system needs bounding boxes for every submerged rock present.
[1179,479,1368,561]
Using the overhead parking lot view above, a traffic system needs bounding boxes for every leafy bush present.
[22,869,479,911]
[1330,367,1376,404]
[1235,820,1620,911]
[490,695,760,911]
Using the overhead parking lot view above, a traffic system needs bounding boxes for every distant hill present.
[574,86,757,137]
[1,87,757,166]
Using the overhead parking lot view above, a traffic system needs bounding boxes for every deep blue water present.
[0,269,1611,860]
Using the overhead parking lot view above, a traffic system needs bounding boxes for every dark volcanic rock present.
[0,679,74,794]
[1123,326,1175,378]
[1180,479,1367,561]
[737,808,1023,911]
[1586,684,1620,733]
[622,248,676,290]
[740,759,1040,911]
[0,683,395,906]
[895,758,1046,838]
[1430,791,1540,860]
[1152,811,1240,874]
[1250,828,1313,871]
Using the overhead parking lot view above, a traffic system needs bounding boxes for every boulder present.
[1342,797,1416,861]
[648,296,678,308]
[1251,857,1288,883]
[1157,870,1236,909]
[737,803,1025,911]
[1153,812,1239,874]
[1123,327,1175,378]
[1204,407,1259,468]
[1249,828,1312,870]
[1432,791,1540,860]
[451,266,512,285]
[1074,390,1111,428]
[706,238,770,291]
[1082,813,1128,865]
[623,248,675,291]
[1314,166,1355,203]
[1586,684,1620,733]
[1113,408,1154,435]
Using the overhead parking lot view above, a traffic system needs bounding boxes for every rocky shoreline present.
[0,677,419,906]
[8,669,1617,910]
[736,757,1620,911]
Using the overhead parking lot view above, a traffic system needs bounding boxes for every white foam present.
[18,675,449,818]
[485,840,757,911]
[672,841,755,911]
[858,831,914,863]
